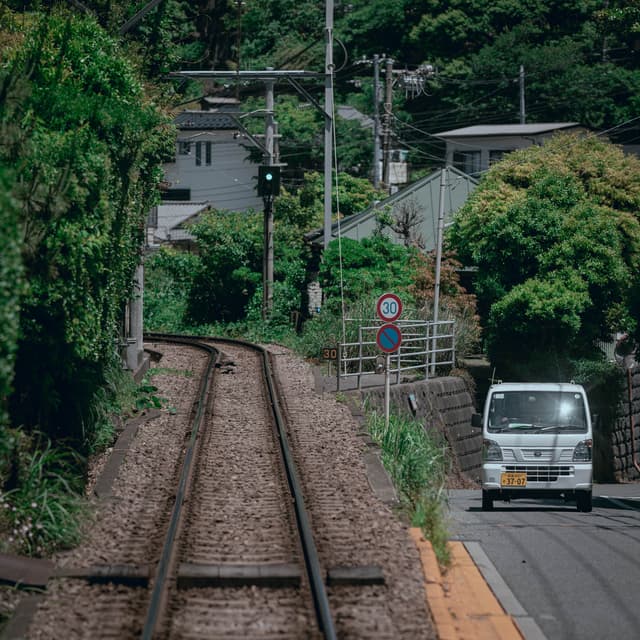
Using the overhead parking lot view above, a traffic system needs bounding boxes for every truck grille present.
[504,465,574,482]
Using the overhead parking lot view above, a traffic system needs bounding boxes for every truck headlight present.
[483,439,503,462]
[573,439,592,461]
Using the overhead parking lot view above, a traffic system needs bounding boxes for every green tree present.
[0,168,23,430]
[1,11,171,443]
[320,235,416,310]
[299,171,385,221]
[448,133,640,379]
[188,211,263,323]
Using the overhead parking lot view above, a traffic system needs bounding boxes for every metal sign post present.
[375,293,403,429]
[384,352,391,430]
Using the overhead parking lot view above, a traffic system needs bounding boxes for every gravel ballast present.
[19,341,435,639]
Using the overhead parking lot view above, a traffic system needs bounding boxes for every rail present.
[142,333,337,640]
[336,319,456,390]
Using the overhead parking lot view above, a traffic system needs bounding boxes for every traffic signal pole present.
[167,69,323,320]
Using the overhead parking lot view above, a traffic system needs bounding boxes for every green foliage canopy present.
[0,11,172,442]
[0,168,22,429]
[448,133,640,379]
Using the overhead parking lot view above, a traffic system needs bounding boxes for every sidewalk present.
[410,529,524,640]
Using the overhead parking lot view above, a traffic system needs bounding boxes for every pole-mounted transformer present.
[258,165,281,197]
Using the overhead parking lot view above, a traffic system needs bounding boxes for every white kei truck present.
[472,382,593,512]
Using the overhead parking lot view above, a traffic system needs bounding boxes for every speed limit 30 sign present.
[376,293,403,322]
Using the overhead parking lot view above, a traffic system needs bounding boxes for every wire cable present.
[329,63,347,344]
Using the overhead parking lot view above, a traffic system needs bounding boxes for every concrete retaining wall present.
[360,376,482,481]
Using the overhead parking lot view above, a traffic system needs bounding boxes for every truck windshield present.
[488,390,588,433]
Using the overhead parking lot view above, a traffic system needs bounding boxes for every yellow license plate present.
[501,472,527,487]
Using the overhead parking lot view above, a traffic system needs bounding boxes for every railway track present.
[141,334,336,639]
[21,334,433,639]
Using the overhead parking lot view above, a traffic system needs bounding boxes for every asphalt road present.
[448,484,640,640]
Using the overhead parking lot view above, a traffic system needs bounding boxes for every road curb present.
[409,528,525,640]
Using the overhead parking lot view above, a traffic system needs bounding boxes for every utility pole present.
[262,70,275,319]
[324,0,334,251]
[431,167,447,375]
[373,54,381,189]
[382,57,394,191]
[519,65,526,124]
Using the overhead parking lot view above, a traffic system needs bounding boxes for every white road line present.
[599,496,640,510]
[464,541,548,640]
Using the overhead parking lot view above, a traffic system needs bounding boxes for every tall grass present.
[0,435,87,556]
[368,410,450,565]
[85,357,139,453]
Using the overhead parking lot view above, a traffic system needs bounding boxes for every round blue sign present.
[376,323,402,353]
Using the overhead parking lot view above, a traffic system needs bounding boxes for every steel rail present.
[140,335,219,640]
[144,333,337,640]
[260,344,338,640]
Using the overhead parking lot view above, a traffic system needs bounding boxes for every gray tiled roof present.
[174,110,236,130]
[153,202,209,241]
[435,123,581,137]
[337,105,374,129]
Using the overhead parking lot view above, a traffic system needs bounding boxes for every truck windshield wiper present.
[491,423,536,432]
[537,424,585,432]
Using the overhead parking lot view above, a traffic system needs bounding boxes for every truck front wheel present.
[482,490,494,511]
[576,491,592,512]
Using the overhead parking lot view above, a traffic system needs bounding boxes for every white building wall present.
[163,130,263,212]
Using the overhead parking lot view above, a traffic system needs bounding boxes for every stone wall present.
[610,365,640,481]
[360,376,482,481]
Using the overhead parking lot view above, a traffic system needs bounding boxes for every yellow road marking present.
[410,528,523,640]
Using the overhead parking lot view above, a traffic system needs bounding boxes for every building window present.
[205,141,212,166]
[489,150,506,165]
[195,141,202,166]
[453,150,481,175]
[178,140,191,155]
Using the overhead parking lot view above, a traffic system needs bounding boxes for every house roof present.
[174,110,237,130]
[306,166,478,247]
[337,105,374,129]
[435,123,581,137]
[153,201,210,242]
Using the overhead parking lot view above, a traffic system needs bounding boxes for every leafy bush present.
[187,211,262,323]
[144,247,200,332]
[320,235,417,308]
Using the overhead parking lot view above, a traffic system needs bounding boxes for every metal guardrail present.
[336,319,456,390]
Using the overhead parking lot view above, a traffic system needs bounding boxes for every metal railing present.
[336,319,456,390]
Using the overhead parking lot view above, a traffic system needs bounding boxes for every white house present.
[161,98,263,212]
[436,123,586,176]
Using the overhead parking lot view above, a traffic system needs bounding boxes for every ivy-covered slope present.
[0,10,172,444]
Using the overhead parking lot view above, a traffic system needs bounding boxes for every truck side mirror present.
[471,413,482,428]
